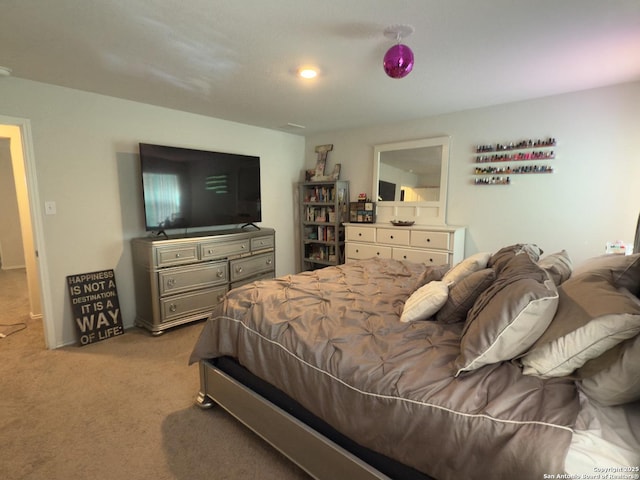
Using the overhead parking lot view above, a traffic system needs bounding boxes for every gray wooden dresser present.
[131,228,275,335]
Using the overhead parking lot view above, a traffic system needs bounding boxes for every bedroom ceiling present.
[1,0,639,135]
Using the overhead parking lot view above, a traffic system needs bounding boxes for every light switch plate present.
[44,201,57,215]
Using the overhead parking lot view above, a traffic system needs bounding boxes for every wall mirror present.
[372,136,450,225]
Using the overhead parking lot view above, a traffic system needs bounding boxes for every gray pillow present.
[487,244,543,275]
[572,253,640,297]
[538,250,572,286]
[455,252,558,375]
[578,334,640,406]
[436,268,495,324]
[520,271,640,378]
[415,264,450,289]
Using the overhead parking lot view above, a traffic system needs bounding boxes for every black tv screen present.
[139,143,261,231]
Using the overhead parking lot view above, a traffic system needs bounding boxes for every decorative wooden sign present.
[67,269,124,346]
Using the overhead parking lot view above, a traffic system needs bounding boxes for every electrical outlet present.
[605,241,628,255]
[44,201,57,215]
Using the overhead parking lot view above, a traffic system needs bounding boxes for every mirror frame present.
[372,136,450,225]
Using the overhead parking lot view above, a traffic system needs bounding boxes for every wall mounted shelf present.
[475,151,555,163]
[474,177,511,185]
[473,137,556,185]
[475,138,556,153]
[474,165,553,175]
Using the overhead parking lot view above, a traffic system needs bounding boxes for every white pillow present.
[521,273,640,378]
[442,252,491,286]
[400,281,449,322]
[521,311,640,378]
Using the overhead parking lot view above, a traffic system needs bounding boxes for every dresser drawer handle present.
[216,270,224,278]
[208,249,214,254]
[236,266,243,274]
[217,294,225,302]
[169,303,177,313]
[266,258,273,265]
[358,233,362,237]
[175,253,181,258]
[426,238,431,243]
[167,278,176,287]
[390,235,394,239]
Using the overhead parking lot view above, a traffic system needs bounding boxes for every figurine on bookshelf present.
[304,144,342,182]
[329,163,341,180]
[315,144,331,173]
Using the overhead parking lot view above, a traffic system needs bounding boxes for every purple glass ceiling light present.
[383,44,414,79]
[383,24,415,79]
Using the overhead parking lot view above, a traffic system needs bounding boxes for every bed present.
[189,244,640,480]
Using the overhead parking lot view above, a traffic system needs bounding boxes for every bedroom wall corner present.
[303,81,640,265]
[0,77,305,348]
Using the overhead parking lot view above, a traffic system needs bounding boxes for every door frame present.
[1,115,55,348]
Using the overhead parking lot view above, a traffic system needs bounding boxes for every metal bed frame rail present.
[196,359,392,480]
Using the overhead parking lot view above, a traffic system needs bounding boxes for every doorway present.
[0,117,53,348]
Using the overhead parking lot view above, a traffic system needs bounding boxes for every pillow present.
[578,333,640,406]
[400,280,449,322]
[488,243,543,275]
[455,253,558,375]
[414,264,450,289]
[441,252,491,286]
[520,272,640,378]
[572,253,640,297]
[538,250,572,286]
[435,268,496,324]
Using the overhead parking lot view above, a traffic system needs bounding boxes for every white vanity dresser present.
[351,135,466,266]
[345,223,465,266]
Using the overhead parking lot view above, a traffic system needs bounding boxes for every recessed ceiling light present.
[298,68,318,79]
[0,66,12,77]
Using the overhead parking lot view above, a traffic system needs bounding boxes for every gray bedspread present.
[190,258,580,480]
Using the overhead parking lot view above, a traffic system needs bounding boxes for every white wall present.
[0,78,305,348]
[3,77,638,348]
[305,81,640,266]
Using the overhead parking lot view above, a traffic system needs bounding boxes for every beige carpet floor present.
[0,268,310,480]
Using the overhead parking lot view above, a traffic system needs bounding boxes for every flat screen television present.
[139,143,261,232]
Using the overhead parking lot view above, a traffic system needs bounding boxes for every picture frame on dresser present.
[349,202,375,223]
